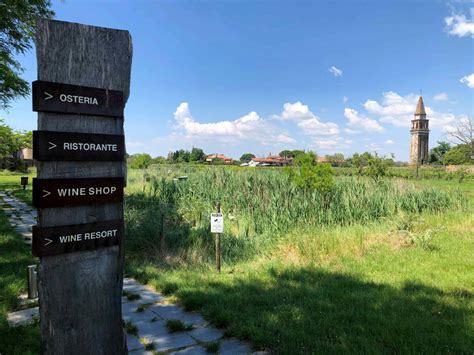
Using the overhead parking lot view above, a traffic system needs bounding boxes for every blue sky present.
[3,0,473,161]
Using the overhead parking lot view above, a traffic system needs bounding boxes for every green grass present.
[0,168,472,353]
[0,208,40,354]
[166,319,194,332]
[124,167,473,353]
[0,170,35,205]
[128,210,474,353]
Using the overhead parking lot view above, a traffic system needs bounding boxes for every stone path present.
[1,191,257,354]
[0,191,36,246]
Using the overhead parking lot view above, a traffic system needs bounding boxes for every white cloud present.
[385,139,394,145]
[344,108,384,132]
[276,134,296,144]
[363,91,458,128]
[173,102,297,147]
[445,10,474,38]
[460,73,474,88]
[174,102,262,138]
[433,92,448,101]
[329,66,343,77]
[312,137,352,150]
[278,102,312,121]
[277,102,340,136]
[343,96,349,103]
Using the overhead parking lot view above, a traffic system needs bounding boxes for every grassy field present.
[0,167,472,353]
[0,209,40,354]
[125,167,474,353]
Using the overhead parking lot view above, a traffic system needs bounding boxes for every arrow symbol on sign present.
[44,238,53,246]
[48,142,57,150]
[44,92,53,100]
[42,190,51,198]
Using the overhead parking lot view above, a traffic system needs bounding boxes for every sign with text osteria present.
[33,219,123,257]
[33,131,125,161]
[33,177,124,208]
[32,80,124,117]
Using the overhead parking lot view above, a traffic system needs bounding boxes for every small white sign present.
[211,213,224,233]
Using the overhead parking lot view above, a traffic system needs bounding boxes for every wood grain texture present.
[35,19,132,355]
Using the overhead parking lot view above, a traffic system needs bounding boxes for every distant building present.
[13,148,33,160]
[410,96,430,165]
[249,155,292,167]
[317,156,328,163]
[206,154,233,164]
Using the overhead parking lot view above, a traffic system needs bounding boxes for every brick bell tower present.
[410,96,430,165]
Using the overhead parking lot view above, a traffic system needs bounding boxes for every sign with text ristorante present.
[33,131,125,161]
[33,219,123,257]
[33,177,124,208]
[32,80,124,117]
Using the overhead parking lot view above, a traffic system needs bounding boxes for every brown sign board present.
[33,177,124,208]
[33,130,125,161]
[32,80,124,117]
[33,219,123,257]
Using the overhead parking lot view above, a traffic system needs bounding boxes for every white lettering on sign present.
[59,94,99,105]
[53,229,118,244]
[56,186,117,197]
[84,229,118,240]
[59,234,83,243]
[89,186,116,195]
[57,187,86,196]
[211,213,224,233]
[63,142,118,151]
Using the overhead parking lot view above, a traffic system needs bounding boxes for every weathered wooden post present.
[32,19,132,354]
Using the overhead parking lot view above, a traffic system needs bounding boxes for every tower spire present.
[415,96,426,116]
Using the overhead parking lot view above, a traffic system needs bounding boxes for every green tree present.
[189,147,205,162]
[240,153,255,163]
[0,118,17,157]
[350,152,372,175]
[129,153,153,169]
[442,144,472,165]
[326,153,345,167]
[291,150,306,160]
[152,156,166,164]
[279,150,293,158]
[365,153,393,181]
[429,141,451,164]
[1,0,54,109]
[287,152,333,193]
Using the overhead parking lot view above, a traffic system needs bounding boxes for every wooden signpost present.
[33,131,125,161]
[33,19,132,354]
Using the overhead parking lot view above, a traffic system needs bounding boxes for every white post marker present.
[211,213,224,233]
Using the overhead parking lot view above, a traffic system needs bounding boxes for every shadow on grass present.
[0,209,40,353]
[147,267,473,354]
[125,194,255,266]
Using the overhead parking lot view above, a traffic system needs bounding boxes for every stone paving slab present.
[134,289,164,305]
[188,327,224,343]
[122,303,158,324]
[171,345,209,354]
[127,334,145,351]
[148,303,207,326]
[7,307,39,327]
[136,320,197,352]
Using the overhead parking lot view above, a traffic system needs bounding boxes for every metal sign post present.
[211,203,223,272]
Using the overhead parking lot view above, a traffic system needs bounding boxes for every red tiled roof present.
[206,154,233,161]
